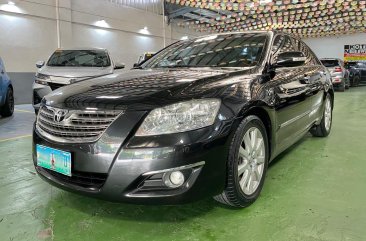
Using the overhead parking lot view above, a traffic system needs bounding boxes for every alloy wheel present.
[324,96,332,132]
[237,127,265,195]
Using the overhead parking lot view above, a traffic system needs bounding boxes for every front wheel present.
[310,94,332,137]
[0,87,14,117]
[214,115,269,208]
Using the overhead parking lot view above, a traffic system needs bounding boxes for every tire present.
[310,94,332,137]
[214,115,269,208]
[353,75,361,87]
[0,87,14,117]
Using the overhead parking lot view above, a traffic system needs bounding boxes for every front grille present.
[49,82,65,91]
[42,168,108,189]
[36,106,123,143]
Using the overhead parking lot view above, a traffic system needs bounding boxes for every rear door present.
[271,35,313,154]
[293,38,327,124]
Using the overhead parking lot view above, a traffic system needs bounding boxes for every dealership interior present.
[0,0,366,240]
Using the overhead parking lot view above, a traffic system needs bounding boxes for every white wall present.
[0,0,202,104]
[303,33,366,60]
[0,0,197,72]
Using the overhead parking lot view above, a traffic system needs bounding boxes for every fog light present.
[163,171,185,188]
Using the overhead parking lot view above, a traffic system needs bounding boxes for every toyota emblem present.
[53,109,68,122]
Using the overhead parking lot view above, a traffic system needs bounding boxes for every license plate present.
[36,144,72,177]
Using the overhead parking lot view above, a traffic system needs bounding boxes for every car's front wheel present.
[0,87,14,117]
[214,115,269,208]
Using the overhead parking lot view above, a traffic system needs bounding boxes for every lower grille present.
[36,106,123,143]
[49,83,65,91]
[42,168,108,189]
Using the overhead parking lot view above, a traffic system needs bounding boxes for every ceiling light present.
[139,27,150,35]
[95,20,109,28]
[1,1,22,13]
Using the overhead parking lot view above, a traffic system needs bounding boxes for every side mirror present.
[274,51,306,68]
[114,62,125,70]
[36,60,45,68]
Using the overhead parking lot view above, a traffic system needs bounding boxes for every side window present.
[271,35,296,64]
[292,37,320,66]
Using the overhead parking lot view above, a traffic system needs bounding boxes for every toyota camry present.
[33,31,333,207]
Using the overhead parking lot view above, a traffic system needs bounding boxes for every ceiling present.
[166,0,366,38]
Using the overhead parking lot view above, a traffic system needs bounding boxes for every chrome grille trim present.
[36,106,124,143]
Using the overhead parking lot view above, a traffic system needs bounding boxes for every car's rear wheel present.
[352,75,361,87]
[310,93,332,137]
[0,87,14,117]
[214,115,269,208]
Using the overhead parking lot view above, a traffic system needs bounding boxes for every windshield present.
[47,50,111,67]
[143,33,268,69]
[321,59,339,67]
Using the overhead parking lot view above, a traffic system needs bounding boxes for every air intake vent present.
[36,106,122,143]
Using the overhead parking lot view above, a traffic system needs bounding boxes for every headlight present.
[135,99,221,136]
[35,73,50,85]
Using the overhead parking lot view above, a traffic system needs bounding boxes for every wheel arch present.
[327,87,334,108]
[238,104,274,160]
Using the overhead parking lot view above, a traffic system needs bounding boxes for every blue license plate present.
[36,144,72,177]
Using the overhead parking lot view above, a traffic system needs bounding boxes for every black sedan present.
[32,31,333,208]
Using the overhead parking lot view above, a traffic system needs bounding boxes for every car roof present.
[187,30,304,43]
[320,58,341,60]
[54,47,108,51]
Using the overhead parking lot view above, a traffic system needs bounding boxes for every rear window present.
[47,50,111,67]
[320,59,339,67]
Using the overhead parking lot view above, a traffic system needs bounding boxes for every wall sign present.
[344,44,366,62]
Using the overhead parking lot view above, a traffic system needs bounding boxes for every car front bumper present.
[32,115,234,204]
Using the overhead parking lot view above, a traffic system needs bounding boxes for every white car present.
[33,48,125,113]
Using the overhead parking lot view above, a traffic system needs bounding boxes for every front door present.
[269,35,314,154]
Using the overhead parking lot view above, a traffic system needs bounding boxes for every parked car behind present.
[33,48,125,113]
[0,57,14,117]
[33,31,333,208]
[345,61,366,86]
[320,58,349,91]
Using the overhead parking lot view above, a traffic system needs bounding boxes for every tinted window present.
[292,37,320,66]
[271,35,296,63]
[143,33,268,68]
[47,50,111,67]
[321,60,340,67]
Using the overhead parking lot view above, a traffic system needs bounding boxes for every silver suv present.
[320,58,349,91]
[33,48,125,113]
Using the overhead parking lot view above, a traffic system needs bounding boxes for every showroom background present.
[0,0,365,104]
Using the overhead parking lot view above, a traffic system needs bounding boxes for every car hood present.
[43,67,259,111]
[39,66,114,78]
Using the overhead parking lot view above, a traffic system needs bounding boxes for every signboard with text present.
[344,44,366,62]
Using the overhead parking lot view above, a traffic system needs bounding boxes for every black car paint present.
[347,62,366,85]
[32,31,333,204]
